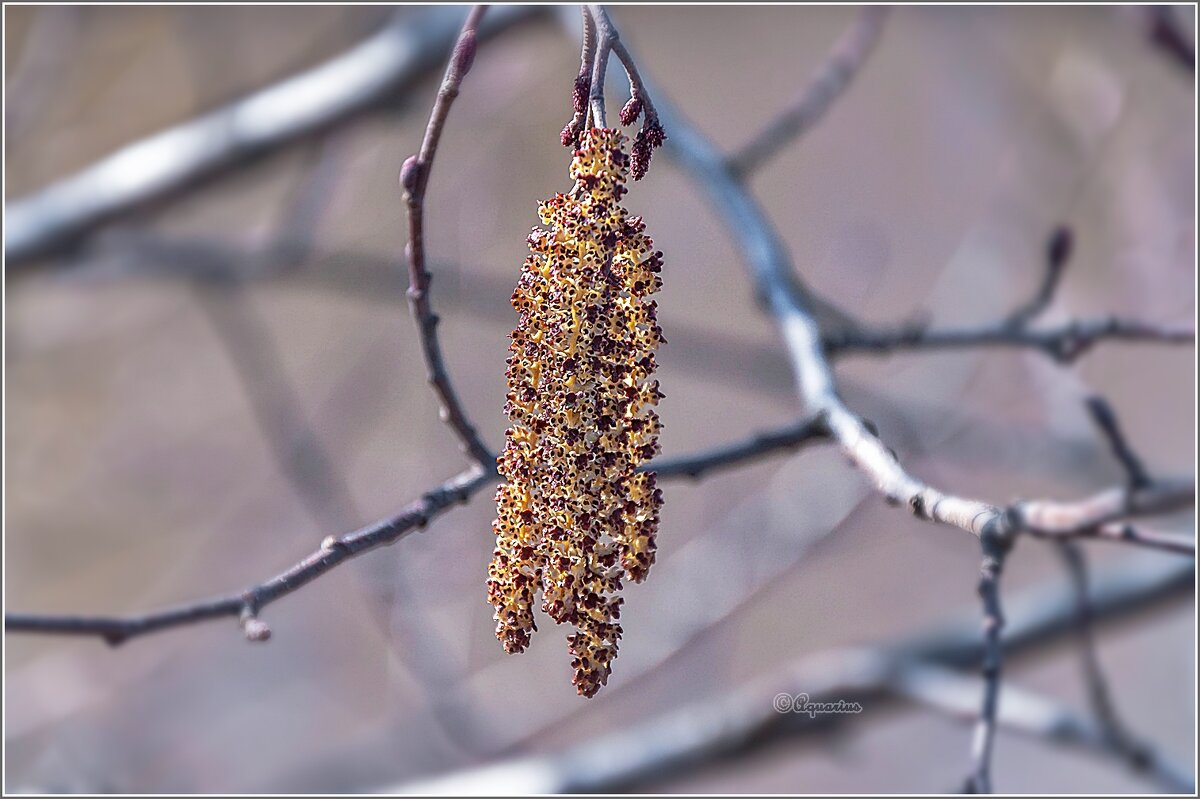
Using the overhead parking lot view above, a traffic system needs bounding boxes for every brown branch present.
[728,6,889,177]
[400,6,495,469]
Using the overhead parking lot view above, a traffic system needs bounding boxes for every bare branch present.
[5,6,544,266]
[4,465,490,644]
[1040,520,1196,556]
[894,660,1194,793]
[728,7,890,177]
[646,415,829,479]
[1004,225,1073,328]
[824,315,1195,365]
[398,557,1194,794]
[964,532,1010,793]
[824,224,1193,364]
[3,425,846,644]
[1085,396,1151,489]
[400,6,495,469]
[1055,542,1157,773]
[1016,478,1194,537]
[659,60,1009,541]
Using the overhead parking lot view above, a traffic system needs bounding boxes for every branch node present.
[239,604,272,643]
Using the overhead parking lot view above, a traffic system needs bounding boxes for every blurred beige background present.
[4,4,1195,793]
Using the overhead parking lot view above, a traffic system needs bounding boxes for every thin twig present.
[1085,396,1151,489]
[646,415,829,479]
[400,5,495,469]
[964,530,1010,793]
[1003,225,1073,328]
[4,466,489,644]
[823,224,1194,363]
[823,316,1195,364]
[728,7,889,177]
[1055,542,1156,772]
[3,427,852,644]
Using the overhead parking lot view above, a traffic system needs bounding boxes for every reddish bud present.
[620,96,643,127]
[572,74,590,114]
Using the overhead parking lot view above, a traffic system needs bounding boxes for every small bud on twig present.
[399,155,422,196]
[620,95,643,127]
[449,30,478,83]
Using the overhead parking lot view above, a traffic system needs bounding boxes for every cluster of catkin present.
[488,128,665,697]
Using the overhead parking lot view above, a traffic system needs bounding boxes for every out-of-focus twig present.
[729,6,890,177]
[823,225,1194,364]
[397,557,1194,794]
[1054,542,1164,779]
[4,5,544,265]
[194,280,360,533]
[1145,5,1195,74]
[894,659,1193,793]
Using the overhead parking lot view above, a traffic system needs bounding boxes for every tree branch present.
[4,465,490,644]
[964,531,1010,793]
[822,223,1194,364]
[399,6,495,469]
[728,6,889,177]
[823,315,1194,364]
[397,557,1194,794]
[4,6,544,266]
[645,414,829,479]
[1055,542,1161,776]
